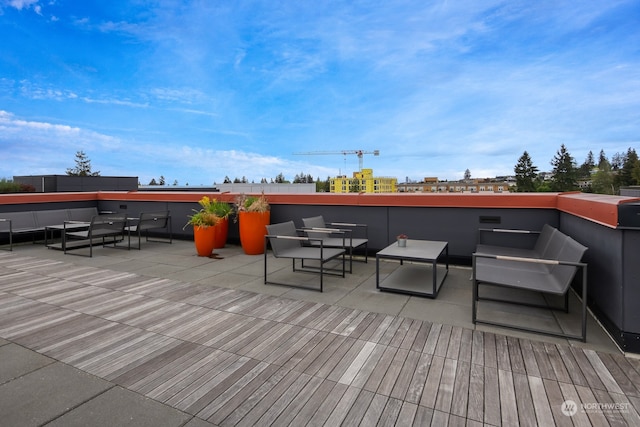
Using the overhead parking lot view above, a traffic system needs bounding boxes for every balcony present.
[1,191,639,425]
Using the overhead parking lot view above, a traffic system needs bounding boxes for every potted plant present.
[235,192,270,255]
[210,198,233,248]
[397,233,408,247]
[184,196,221,257]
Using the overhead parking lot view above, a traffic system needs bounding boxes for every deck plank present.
[363,346,398,393]
[434,324,452,357]
[498,368,519,426]
[449,360,470,419]
[483,367,501,426]
[377,397,403,427]
[513,372,536,427]
[528,375,555,427]
[422,322,441,355]
[350,343,387,389]
[405,352,432,404]
[420,355,445,409]
[286,377,336,427]
[609,353,640,396]
[390,349,421,400]
[377,347,409,396]
[466,363,484,423]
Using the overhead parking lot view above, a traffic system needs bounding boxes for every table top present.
[377,239,448,261]
[45,222,90,230]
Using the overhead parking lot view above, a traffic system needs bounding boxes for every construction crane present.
[293,149,380,172]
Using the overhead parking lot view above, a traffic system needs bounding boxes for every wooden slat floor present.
[1,251,639,426]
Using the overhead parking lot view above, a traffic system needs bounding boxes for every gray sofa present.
[0,207,98,250]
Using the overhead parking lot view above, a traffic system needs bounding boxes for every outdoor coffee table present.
[44,221,90,249]
[376,239,449,298]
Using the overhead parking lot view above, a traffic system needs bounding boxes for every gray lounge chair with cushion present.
[472,226,588,341]
[264,221,346,292]
[301,215,368,273]
[125,211,172,249]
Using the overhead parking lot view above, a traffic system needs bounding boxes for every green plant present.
[210,198,233,219]
[234,193,270,221]
[0,178,35,193]
[184,196,221,228]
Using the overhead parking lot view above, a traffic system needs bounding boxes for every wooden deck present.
[1,251,639,426]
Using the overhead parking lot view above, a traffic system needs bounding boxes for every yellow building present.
[330,169,397,193]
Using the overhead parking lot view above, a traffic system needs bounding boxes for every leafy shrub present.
[0,178,36,194]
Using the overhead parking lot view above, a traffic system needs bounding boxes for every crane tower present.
[293,149,380,172]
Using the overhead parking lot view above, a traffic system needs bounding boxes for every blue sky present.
[1,1,638,186]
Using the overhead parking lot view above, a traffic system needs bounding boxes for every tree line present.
[514,145,639,194]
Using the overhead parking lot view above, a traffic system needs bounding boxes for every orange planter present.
[213,217,229,249]
[239,211,270,255]
[193,225,216,257]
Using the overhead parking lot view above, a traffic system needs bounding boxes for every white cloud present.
[5,0,39,10]
[0,110,120,149]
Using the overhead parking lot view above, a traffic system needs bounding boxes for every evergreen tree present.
[223,176,231,184]
[66,150,100,176]
[148,178,158,185]
[550,144,578,192]
[611,152,625,170]
[578,151,595,178]
[592,159,615,194]
[159,175,166,186]
[618,148,640,187]
[274,173,287,183]
[598,150,608,169]
[514,151,539,192]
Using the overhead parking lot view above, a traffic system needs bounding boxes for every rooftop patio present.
[1,239,639,426]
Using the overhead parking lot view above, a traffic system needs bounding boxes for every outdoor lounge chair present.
[301,215,368,273]
[125,211,172,249]
[472,226,588,341]
[264,220,346,292]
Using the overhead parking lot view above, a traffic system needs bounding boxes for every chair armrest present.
[326,222,367,239]
[301,227,346,235]
[478,228,540,234]
[477,228,540,244]
[266,234,327,248]
[472,252,585,267]
[328,222,366,227]
[268,234,309,241]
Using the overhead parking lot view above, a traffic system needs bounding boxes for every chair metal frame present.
[126,211,172,250]
[264,221,346,292]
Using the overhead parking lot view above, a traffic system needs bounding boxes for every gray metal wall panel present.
[560,214,624,331]
[623,230,640,332]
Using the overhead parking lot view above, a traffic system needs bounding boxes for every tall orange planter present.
[193,225,216,257]
[239,211,270,255]
[213,217,229,249]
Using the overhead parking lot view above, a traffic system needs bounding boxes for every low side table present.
[376,239,449,298]
[45,222,90,249]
